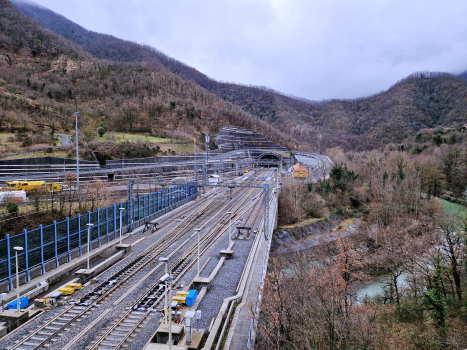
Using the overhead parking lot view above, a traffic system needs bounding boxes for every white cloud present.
[29,0,467,100]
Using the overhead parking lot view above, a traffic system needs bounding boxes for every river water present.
[357,198,466,300]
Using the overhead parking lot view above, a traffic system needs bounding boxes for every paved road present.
[57,133,73,147]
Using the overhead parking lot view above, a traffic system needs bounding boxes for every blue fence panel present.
[0,183,194,287]
[0,238,7,262]
[57,221,68,239]
[42,224,55,245]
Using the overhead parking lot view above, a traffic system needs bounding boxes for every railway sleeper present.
[117,322,134,327]
[106,336,124,341]
[67,309,83,314]
[30,336,48,341]
[110,330,127,336]
[22,342,41,347]
[37,331,54,336]
[100,340,120,346]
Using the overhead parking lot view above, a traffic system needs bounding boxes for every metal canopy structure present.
[127,177,273,241]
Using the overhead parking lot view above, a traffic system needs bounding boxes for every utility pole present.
[193,138,197,182]
[73,112,80,190]
[203,133,210,191]
[194,228,201,276]
[168,273,173,350]
[226,212,232,247]
[159,257,168,325]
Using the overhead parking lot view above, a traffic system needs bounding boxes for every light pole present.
[193,138,197,181]
[194,228,201,276]
[86,223,94,271]
[226,212,232,247]
[13,246,23,317]
[168,272,173,350]
[159,257,168,325]
[73,112,80,190]
[119,207,125,245]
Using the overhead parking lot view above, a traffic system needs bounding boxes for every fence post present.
[153,192,156,217]
[157,190,160,216]
[54,221,58,268]
[23,229,30,282]
[113,203,117,239]
[77,214,82,256]
[67,217,71,262]
[105,206,109,243]
[145,194,149,220]
[40,225,45,275]
[97,208,101,247]
[88,211,92,252]
[138,196,142,225]
[6,234,12,292]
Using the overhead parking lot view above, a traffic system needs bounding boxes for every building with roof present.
[292,163,309,178]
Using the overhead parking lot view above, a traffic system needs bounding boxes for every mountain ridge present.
[4,0,467,152]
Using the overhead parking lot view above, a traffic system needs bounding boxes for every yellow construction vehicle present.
[5,181,64,193]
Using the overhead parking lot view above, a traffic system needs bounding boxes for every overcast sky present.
[27,0,467,101]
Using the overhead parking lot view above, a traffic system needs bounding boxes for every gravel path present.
[57,133,72,147]
[127,232,256,349]
[196,238,255,330]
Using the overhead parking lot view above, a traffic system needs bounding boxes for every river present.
[357,197,466,300]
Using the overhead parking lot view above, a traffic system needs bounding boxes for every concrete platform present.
[0,309,33,333]
[183,329,205,349]
[152,323,185,345]
[219,249,234,259]
[223,201,276,349]
[191,277,211,291]
[115,243,131,253]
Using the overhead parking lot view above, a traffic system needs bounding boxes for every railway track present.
[85,187,265,350]
[7,189,233,350]
[6,171,273,350]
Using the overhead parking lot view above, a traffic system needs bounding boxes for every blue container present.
[185,289,197,307]
[7,297,28,310]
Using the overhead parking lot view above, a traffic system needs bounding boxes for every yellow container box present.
[58,287,75,295]
[66,283,82,290]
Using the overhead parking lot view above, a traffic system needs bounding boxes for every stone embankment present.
[272,215,360,257]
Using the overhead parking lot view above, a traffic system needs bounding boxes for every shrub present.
[21,137,32,147]
[6,201,18,215]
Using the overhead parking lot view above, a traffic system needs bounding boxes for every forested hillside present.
[0,0,292,154]
[4,0,467,152]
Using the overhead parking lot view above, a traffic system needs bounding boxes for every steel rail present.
[87,183,265,349]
